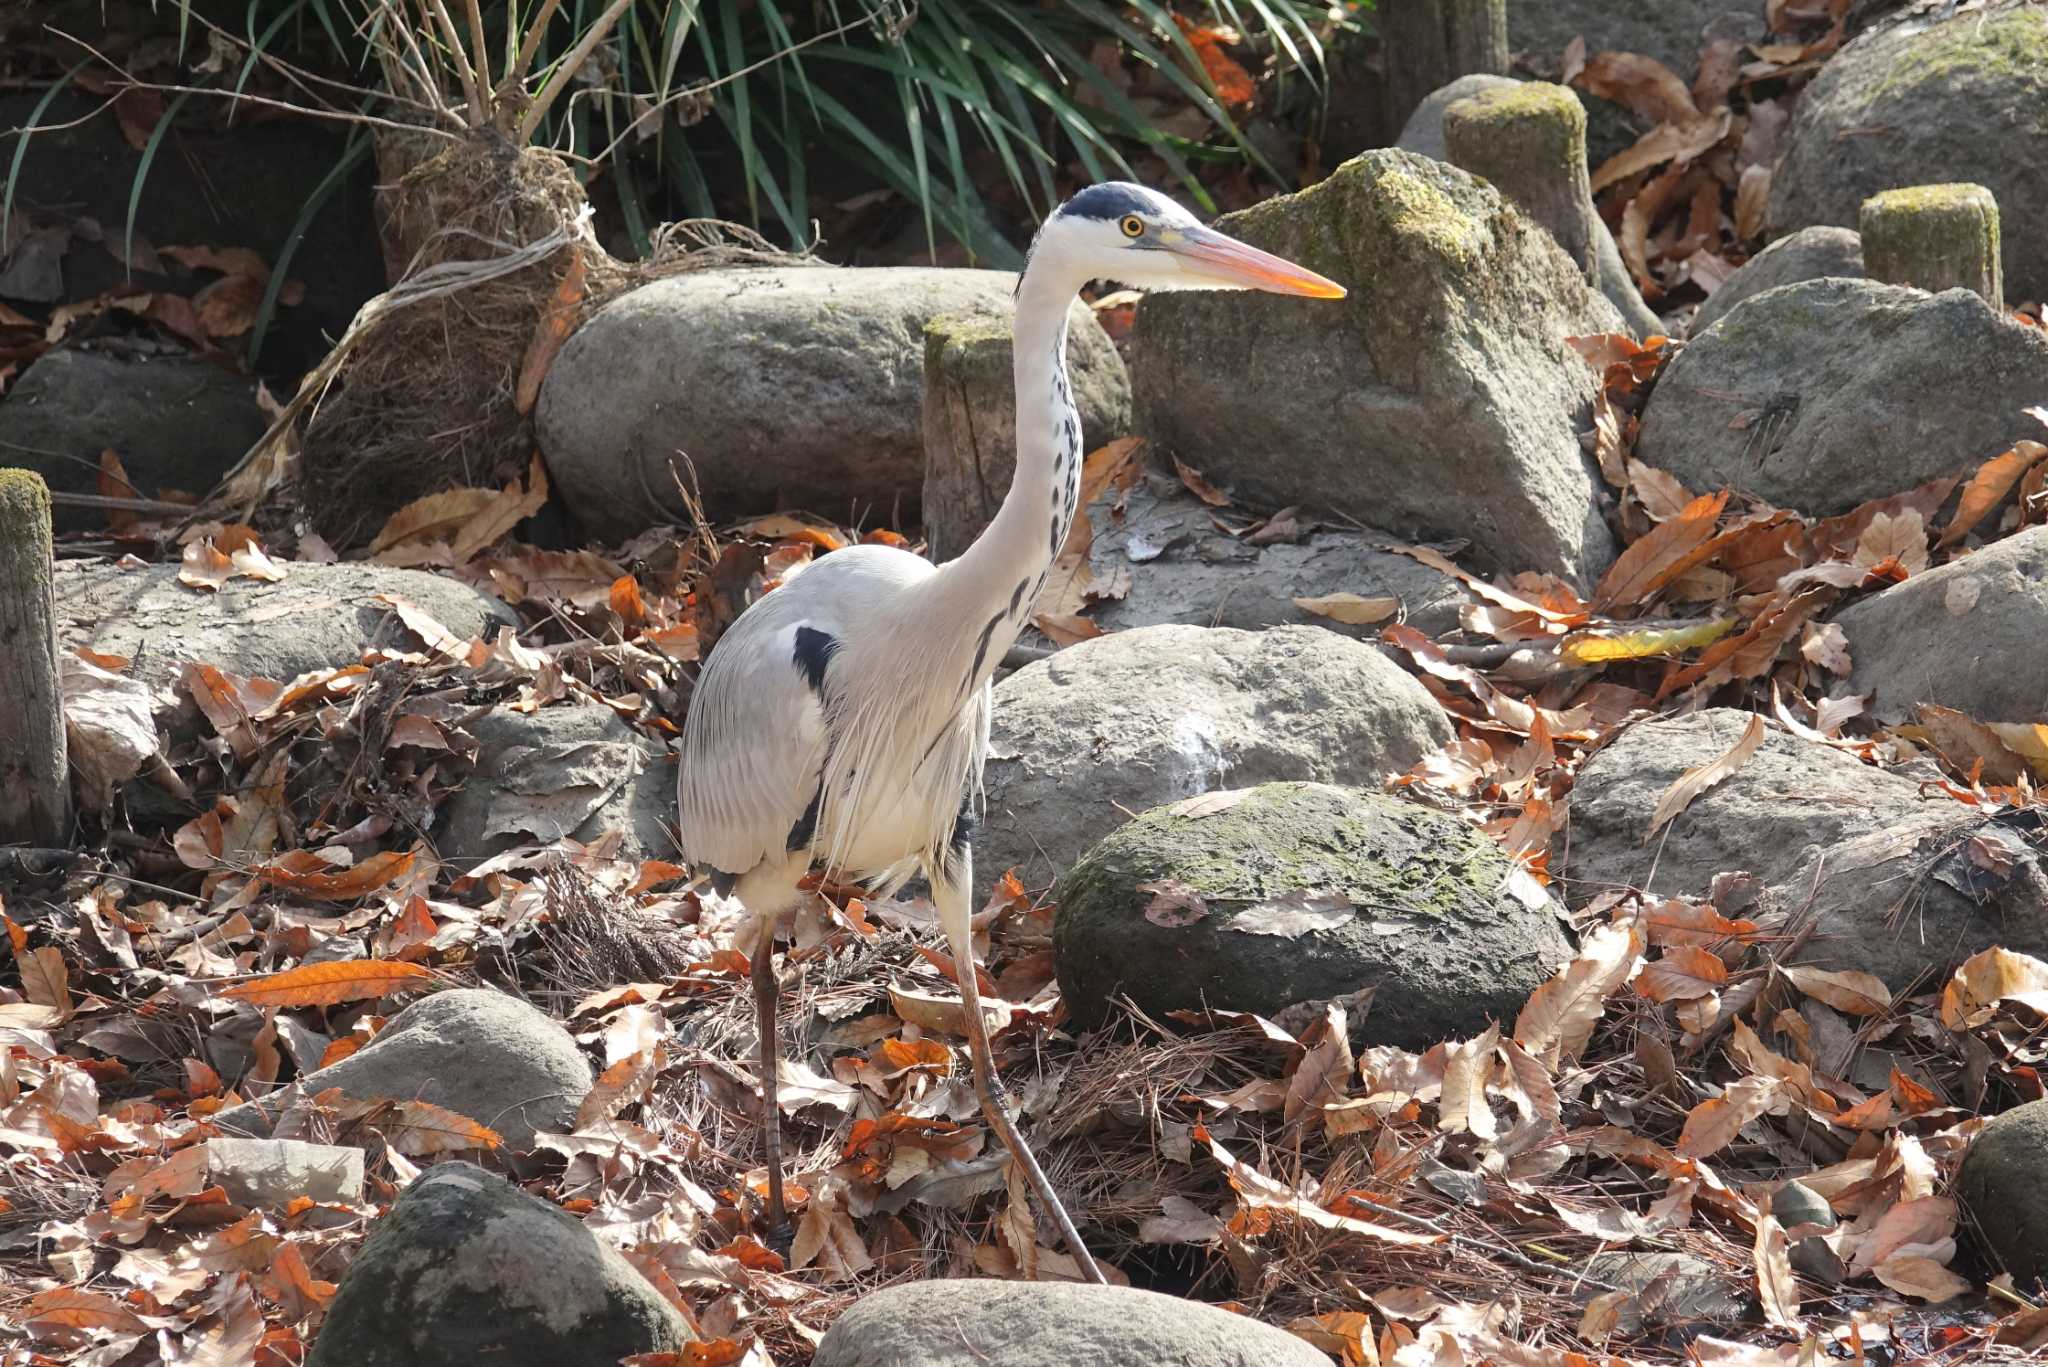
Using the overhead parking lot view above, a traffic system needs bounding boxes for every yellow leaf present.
[1292,593,1399,626]
[1560,617,1733,663]
[221,958,432,1006]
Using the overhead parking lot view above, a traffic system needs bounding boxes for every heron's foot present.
[759,1215,796,1259]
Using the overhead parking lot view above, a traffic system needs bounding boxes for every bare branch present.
[420,0,485,126]
[514,0,633,145]
[500,0,569,96]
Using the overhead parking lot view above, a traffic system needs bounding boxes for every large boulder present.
[535,267,1129,541]
[982,625,1452,899]
[51,560,514,732]
[1636,279,2048,515]
[1076,471,1469,641]
[1688,226,1864,337]
[1765,5,2048,302]
[1053,782,1573,1048]
[1835,528,2048,724]
[1509,0,1764,78]
[814,1281,1325,1367]
[1130,150,1622,588]
[306,1160,692,1367]
[1956,1099,2048,1288]
[1,348,266,531]
[1559,709,2048,989]
[434,704,672,865]
[211,989,591,1150]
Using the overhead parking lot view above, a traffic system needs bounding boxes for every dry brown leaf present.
[1939,441,2046,547]
[346,1097,503,1155]
[1874,1254,1971,1303]
[790,1180,872,1278]
[1646,713,1764,841]
[1853,508,1929,575]
[1940,946,2048,1029]
[253,848,420,901]
[193,274,264,338]
[575,1045,662,1129]
[1911,703,2031,787]
[1595,490,1729,609]
[516,250,588,414]
[367,487,501,556]
[1574,50,1701,124]
[1173,455,1230,507]
[1676,1075,1782,1158]
[1634,944,1729,1003]
[1754,1213,1800,1328]
[1783,965,1890,1017]
[1514,916,1645,1067]
[1293,592,1398,626]
[1591,111,1733,192]
[1437,1024,1499,1140]
[1227,890,1353,938]
[1138,879,1210,928]
[221,958,432,1007]
[25,1287,151,1336]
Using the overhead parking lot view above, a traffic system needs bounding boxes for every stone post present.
[0,469,69,845]
[1443,82,1662,336]
[1382,0,1509,140]
[1859,184,2002,306]
[921,314,1017,565]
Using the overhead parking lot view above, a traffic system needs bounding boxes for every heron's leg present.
[748,910,791,1246]
[935,845,1107,1285]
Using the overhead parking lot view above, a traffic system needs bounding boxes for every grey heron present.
[677,182,1344,1280]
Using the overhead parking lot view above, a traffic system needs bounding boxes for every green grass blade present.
[3,59,91,256]
[248,128,371,369]
[126,91,194,277]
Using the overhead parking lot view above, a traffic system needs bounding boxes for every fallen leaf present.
[1875,1255,1971,1303]
[1173,455,1230,507]
[1783,965,1891,1017]
[1284,1004,1354,1127]
[516,250,588,413]
[1561,618,1733,664]
[221,959,432,1007]
[1755,1213,1801,1328]
[1573,50,1700,125]
[1164,790,1253,818]
[1676,1075,1782,1158]
[1139,879,1210,928]
[1646,713,1764,841]
[1635,945,1730,1003]
[1515,917,1645,1067]
[341,1097,502,1155]
[575,1046,662,1129]
[252,848,421,902]
[19,946,71,1018]
[1293,592,1398,626]
[1437,1024,1499,1140]
[1227,890,1352,938]
[1940,946,2048,1029]
[1939,441,2046,547]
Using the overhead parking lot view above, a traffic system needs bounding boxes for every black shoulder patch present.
[787,782,823,853]
[792,626,840,693]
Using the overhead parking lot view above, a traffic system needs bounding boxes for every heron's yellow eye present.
[1119,214,1145,239]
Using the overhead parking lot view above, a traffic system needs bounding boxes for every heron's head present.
[1030,181,1345,299]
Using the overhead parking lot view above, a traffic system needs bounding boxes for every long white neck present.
[920,261,1085,691]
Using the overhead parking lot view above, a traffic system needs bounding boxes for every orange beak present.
[1167,224,1347,298]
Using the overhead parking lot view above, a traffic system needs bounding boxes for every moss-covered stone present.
[0,468,53,590]
[1051,781,1572,1048]
[1957,1099,2048,1287]
[1860,183,2001,304]
[1130,149,1622,587]
[1768,6,2048,301]
[1444,82,1594,283]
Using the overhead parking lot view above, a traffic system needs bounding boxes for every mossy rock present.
[1051,782,1572,1048]
[1958,1099,2048,1288]
[1130,149,1621,589]
[1767,6,2048,301]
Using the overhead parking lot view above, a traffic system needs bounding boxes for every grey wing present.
[675,611,831,879]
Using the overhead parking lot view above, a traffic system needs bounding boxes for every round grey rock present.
[1766,5,2048,302]
[434,703,672,864]
[1689,226,1863,337]
[1835,526,2048,724]
[982,624,1453,901]
[51,560,514,735]
[536,266,1129,541]
[1957,1098,2048,1287]
[1130,150,1621,589]
[1559,709,2048,989]
[0,348,265,532]
[212,989,591,1150]
[1637,278,2048,516]
[306,1160,692,1367]
[813,1279,1326,1367]
[1771,1180,1837,1232]
[1053,781,1572,1048]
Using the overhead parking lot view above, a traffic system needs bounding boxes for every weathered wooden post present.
[1382,0,1509,144]
[0,469,69,845]
[1859,184,2003,306]
[921,314,1017,565]
[1442,81,1662,337]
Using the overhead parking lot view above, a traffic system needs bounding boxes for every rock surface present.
[205,1138,364,1209]
[536,267,1128,541]
[1835,528,2048,723]
[1130,150,1621,588]
[305,1160,692,1367]
[1766,5,2048,301]
[1636,279,2048,515]
[1689,226,1863,336]
[983,625,1452,900]
[1509,0,1763,79]
[51,560,513,731]
[1,349,266,531]
[1956,1098,2048,1286]
[1560,709,2048,989]
[812,1279,1326,1367]
[212,989,591,1150]
[1078,472,1469,640]
[1394,73,1520,162]
[1053,781,1572,1048]
[435,704,672,864]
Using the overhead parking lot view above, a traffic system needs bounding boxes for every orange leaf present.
[1938,441,2047,547]
[1173,16,1257,108]
[574,1047,662,1129]
[515,250,588,414]
[1173,455,1230,507]
[26,1288,150,1335]
[1593,490,1729,609]
[345,1097,502,1155]
[221,959,432,1007]
[1635,945,1730,1002]
[609,575,648,626]
[184,1058,223,1097]
[253,848,419,901]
